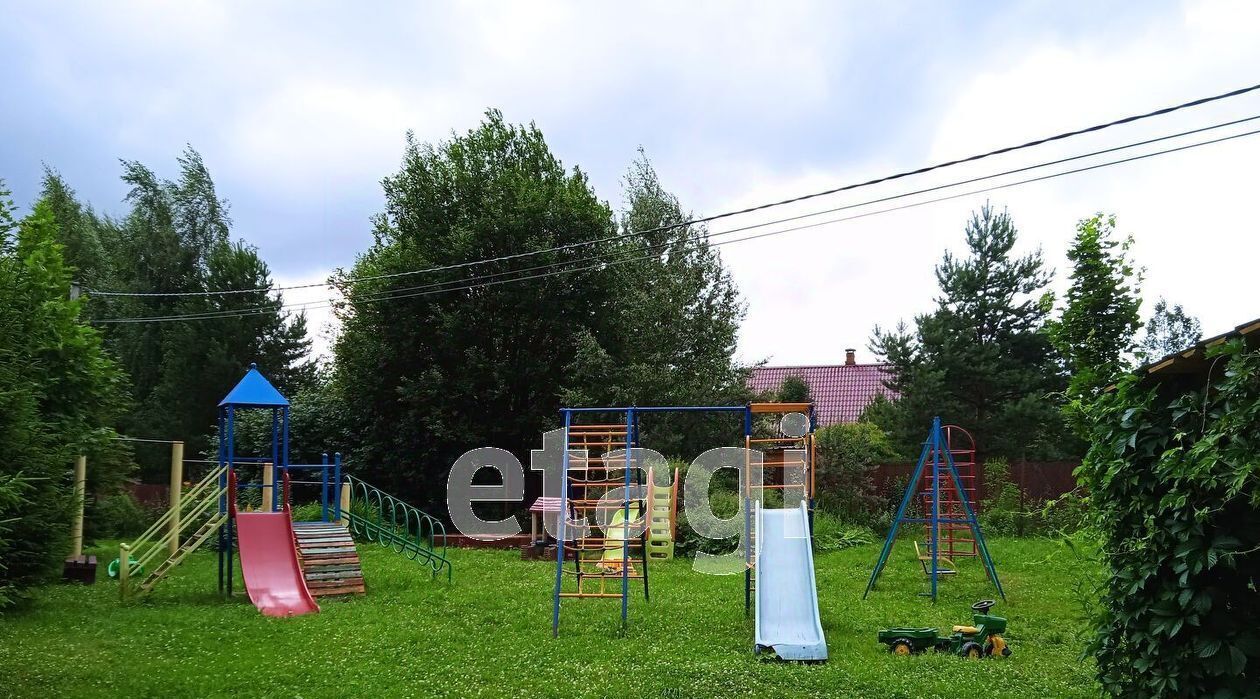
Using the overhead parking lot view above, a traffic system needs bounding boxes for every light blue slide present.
[754,501,828,661]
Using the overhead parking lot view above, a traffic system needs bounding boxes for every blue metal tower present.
[863,417,1004,601]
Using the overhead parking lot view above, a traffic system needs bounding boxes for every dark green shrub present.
[810,511,874,552]
[87,491,149,539]
[814,421,896,522]
[0,473,33,609]
[290,502,328,523]
[981,458,1026,536]
[1078,339,1260,697]
[674,489,744,558]
[981,459,1089,538]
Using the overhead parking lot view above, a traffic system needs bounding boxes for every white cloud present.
[6,0,1257,368]
[707,0,1260,366]
[270,270,340,363]
[228,79,465,196]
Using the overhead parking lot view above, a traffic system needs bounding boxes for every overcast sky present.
[3,0,1258,366]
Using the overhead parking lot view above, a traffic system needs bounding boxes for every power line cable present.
[85,82,1260,299]
[88,114,1260,321]
[92,122,1260,324]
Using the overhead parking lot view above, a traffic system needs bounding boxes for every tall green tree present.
[94,149,313,475]
[39,169,112,296]
[1049,214,1142,420]
[870,204,1070,459]
[562,151,750,457]
[334,114,750,509]
[1136,297,1202,362]
[334,112,624,508]
[0,189,128,602]
[774,375,811,403]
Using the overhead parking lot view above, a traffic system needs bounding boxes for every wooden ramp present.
[292,521,365,597]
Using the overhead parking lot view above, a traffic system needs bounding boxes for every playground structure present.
[551,402,827,661]
[526,466,679,562]
[117,363,451,610]
[647,466,680,560]
[228,466,319,616]
[864,417,1004,601]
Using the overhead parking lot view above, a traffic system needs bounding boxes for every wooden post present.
[118,542,130,600]
[261,462,274,513]
[168,442,184,555]
[71,455,87,558]
[339,480,351,527]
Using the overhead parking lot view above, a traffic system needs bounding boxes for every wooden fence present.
[870,460,1080,505]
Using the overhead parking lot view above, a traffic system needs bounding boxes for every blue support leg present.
[930,417,942,602]
[621,407,634,627]
[552,409,572,638]
[333,452,342,523]
[864,438,932,598]
[941,440,1006,599]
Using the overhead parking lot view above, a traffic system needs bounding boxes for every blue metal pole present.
[941,440,1006,599]
[930,416,941,602]
[552,409,571,637]
[281,406,290,510]
[744,403,753,614]
[217,409,225,593]
[271,408,280,512]
[226,405,235,596]
[621,407,633,626]
[321,452,330,522]
[744,480,752,615]
[566,405,745,414]
[333,452,342,523]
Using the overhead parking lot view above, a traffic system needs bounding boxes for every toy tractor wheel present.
[960,642,984,659]
[985,635,1012,657]
[889,638,915,656]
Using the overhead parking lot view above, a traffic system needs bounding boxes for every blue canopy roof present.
[218,363,289,408]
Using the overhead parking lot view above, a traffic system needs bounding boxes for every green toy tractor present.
[878,600,1012,659]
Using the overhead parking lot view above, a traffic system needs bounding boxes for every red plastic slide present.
[235,511,320,617]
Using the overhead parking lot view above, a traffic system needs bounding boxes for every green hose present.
[107,556,143,579]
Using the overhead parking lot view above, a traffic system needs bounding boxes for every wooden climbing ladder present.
[552,410,651,635]
[920,425,978,559]
[119,464,228,600]
[293,521,365,596]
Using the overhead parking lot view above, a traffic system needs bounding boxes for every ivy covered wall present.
[1079,338,1259,697]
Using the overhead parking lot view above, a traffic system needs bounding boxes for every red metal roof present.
[528,497,563,513]
[748,364,898,426]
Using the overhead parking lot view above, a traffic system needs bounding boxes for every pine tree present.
[93,149,312,476]
[871,204,1070,459]
[0,192,128,599]
[563,151,749,457]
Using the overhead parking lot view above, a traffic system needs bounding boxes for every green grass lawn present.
[1,537,1099,698]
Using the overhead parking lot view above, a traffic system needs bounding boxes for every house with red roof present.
[748,349,897,427]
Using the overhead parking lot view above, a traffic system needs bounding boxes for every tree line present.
[863,205,1201,463]
[0,108,1204,603]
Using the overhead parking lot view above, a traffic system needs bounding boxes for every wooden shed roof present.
[1135,316,1260,383]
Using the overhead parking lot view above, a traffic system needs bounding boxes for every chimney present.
[845,348,856,366]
